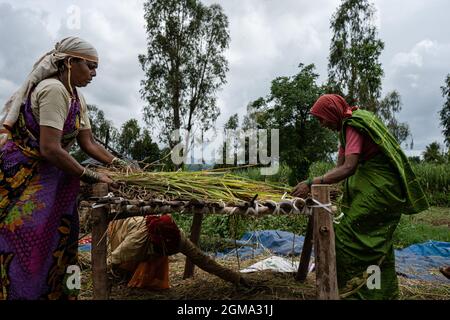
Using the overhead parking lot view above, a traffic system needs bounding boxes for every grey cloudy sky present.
[1,0,449,156]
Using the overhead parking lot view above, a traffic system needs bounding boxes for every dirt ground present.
[78,252,450,300]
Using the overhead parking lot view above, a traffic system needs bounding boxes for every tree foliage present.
[248,64,337,185]
[87,104,119,151]
[70,105,120,162]
[224,113,239,131]
[377,90,411,145]
[422,142,445,164]
[218,113,240,167]
[118,119,141,156]
[71,107,160,165]
[118,119,160,165]
[139,0,230,149]
[328,0,384,112]
[440,74,450,148]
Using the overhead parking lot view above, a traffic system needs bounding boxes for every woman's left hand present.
[291,181,310,198]
[111,157,142,172]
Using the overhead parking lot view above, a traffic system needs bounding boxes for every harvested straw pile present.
[99,168,293,205]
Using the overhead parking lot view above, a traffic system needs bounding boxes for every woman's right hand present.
[291,181,310,198]
[98,172,118,188]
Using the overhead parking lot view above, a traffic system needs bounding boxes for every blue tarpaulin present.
[214,230,306,260]
[395,241,450,282]
[214,230,450,283]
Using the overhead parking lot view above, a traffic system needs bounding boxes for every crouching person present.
[108,214,247,289]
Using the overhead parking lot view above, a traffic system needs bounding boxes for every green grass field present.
[393,206,450,248]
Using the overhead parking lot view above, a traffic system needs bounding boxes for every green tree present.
[118,119,160,165]
[118,119,141,156]
[377,90,411,145]
[328,0,384,112]
[224,113,239,131]
[249,64,337,185]
[440,74,450,148]
[139,0,230,153]
[219,113,240,167]
[422,142,445,164]
[70,105,121,162]
[87,104,119,152]
[242,98,265,131]
[131,129,160,165]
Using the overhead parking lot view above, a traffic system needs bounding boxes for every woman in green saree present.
[292,94,429,299]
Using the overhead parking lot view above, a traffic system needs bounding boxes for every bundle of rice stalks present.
[99,168,292,206]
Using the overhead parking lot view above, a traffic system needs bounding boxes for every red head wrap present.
[146,214,181,255]
[310,94,358,126]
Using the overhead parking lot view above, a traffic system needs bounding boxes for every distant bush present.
[412,163,450,206]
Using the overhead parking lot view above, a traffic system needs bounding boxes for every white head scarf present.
[0,36,98,135]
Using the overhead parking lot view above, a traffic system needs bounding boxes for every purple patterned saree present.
[0,86,81,300]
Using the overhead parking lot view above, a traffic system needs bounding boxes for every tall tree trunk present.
[183,106,194,165]
[170,57,182,152]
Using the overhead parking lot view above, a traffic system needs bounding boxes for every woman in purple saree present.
[0,37,125,300]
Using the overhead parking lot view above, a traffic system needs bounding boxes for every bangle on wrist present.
[80,168,101,184]
[110,157,128,168]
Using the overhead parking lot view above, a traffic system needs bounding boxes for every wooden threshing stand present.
[88,183,339,300]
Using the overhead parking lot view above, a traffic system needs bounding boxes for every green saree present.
[335,109,429,300]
